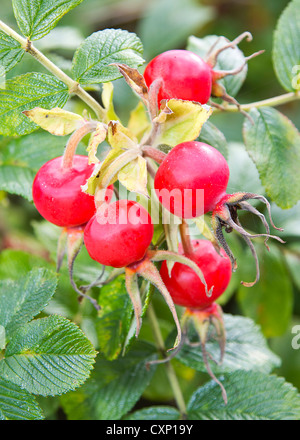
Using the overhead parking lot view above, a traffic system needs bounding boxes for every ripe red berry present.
[160,239,232,309]
[154,141,229,218]
[32,155,108,228]
[144,49,212,105]
[84,200,154,268]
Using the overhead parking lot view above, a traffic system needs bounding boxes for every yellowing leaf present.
[22,107,84,135]
[118,156,148,196]
[86,122,107,164]
[101,82,120,122]
[82,148,122,195]
[108,120,138,150]
[193,216,216,242]
[156,99,212,147]
[127,102,151,142]
[82,148,140,195]
[81,162,102,196]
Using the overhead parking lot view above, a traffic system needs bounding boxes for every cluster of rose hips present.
[32,141,235,311]
[32,37,282,403]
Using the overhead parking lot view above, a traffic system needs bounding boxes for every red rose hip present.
[84,200,154,268]
[144,49,213,105]
[32,155,105,227]
[160,239,232,309]
[154,141,230,218]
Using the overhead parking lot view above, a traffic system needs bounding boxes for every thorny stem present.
[0,20,106,121]
[147,301,187,418]
[213,91,300,114]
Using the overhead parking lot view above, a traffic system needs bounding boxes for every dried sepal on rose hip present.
[154,140,284,286]
[159,236,231,403]
[160,239,232,310]
[143,31,264,112]
[181,303,228,404]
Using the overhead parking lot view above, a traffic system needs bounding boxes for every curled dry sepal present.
[182,303,228,404]
[212,192,285,286]
[125,248,213,349]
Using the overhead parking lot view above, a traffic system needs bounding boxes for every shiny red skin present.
[32,155,99,227]
[84,200,154,268]
[144,50,212,105]
[154,141,230,218]
[160,240,232,309]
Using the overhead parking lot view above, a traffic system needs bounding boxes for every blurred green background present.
[0,0,299,408]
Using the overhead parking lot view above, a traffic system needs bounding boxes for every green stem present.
[0,20,106,121]
[214,91,300,113]
[147,302,187,417]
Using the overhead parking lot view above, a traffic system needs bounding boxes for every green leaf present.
[12,0,84,40]
[0,315,97,396]
[273,0,300,91]
[61,341,157,420]
[226,142,264,195]
[0,129,87,201]
[243,107,300,209]
[0,249,50,280]
[96,275,133,361]
[72,29,144,85]
[187,371,300,420]
[175,313,280,374]
[0,164,35,200]
[138,0,214,59]
[0,30,24,73]
[0,378,43,420]
[0,130,85,171]
[187,35,249,97]
[0,268,57,339]
[198,121,228,159]
[0,73,69,137]
[125,406,180,421]
[237,243,293,338]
